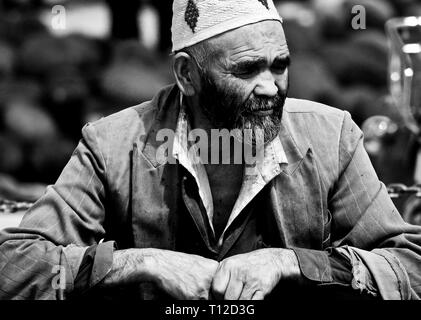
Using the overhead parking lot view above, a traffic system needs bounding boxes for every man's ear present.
[172,52,201,96]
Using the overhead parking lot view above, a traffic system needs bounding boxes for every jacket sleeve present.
[0,123,113,300]
[293,111,421,300]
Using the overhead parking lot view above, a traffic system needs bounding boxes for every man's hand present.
[211,248,301,300]
[148,249,219,300]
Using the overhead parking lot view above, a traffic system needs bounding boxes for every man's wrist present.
[128,248,164,284]
[139,248,162,283]
[274,248,302,282]
[101,248,159,287]
[138,248,180,288]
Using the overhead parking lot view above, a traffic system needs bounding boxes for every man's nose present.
[253,70,278,97]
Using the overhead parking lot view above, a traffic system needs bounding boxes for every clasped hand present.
[149,248,300,300]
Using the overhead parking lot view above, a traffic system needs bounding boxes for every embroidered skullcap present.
[171,0,283,52]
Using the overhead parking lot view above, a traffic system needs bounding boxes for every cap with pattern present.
[171,0,283,52]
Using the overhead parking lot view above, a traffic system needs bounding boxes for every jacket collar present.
[138,85,181,168]
[139,86,308,175]
[278,107,311,175]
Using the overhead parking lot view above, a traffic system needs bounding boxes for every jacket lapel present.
[270,122,325,249]
[131,86,182,250]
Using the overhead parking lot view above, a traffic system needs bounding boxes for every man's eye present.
[235,69,258,78]
[271,64,288,74]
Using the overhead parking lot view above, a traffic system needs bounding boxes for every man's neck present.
[185,96,214,132]
[185,97,244,166]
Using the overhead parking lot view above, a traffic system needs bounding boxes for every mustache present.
[241,93,285,114]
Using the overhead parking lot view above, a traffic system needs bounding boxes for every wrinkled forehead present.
[207,20,288,61]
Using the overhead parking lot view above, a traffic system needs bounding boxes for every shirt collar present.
[172,93,289,241]
[173,95,215,234]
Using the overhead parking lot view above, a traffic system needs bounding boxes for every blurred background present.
[1,0,421,225]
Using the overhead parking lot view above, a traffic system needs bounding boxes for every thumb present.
[211,267,230,300]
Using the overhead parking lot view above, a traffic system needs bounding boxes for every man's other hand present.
[211,248,301,300]
[148,249,219,300]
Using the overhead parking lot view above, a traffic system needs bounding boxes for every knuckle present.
[212,281,227,297]
[211,281,225,295]
[225,258,237,268]
[196,288,209,300]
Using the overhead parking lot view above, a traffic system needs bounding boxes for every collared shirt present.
[172,97,289,245]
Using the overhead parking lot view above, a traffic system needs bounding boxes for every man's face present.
[196,20,290,144]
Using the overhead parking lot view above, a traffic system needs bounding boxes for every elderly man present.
[1,0,420,300]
